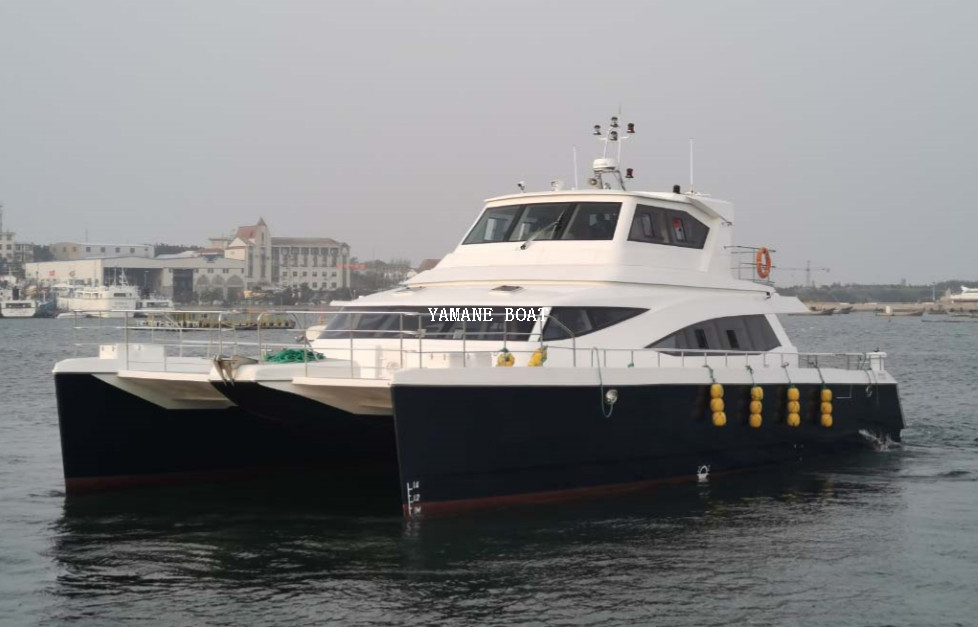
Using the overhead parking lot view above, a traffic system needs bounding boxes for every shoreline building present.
[0,205,35,274]
[211,219,351,292]
[27,217,350,302]
[272,237,351,292]
[26,255,248,302]
[49,242,154,261]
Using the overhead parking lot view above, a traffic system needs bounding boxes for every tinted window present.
[464,206,522,244]
[648,315,780,352]
[319,306,536,341]
[664,209,709,248]
[559,203,620,240]
[629,206,668,244]
[542,307,646,341]
[464,202,623,244]
[507,203,571,242]
[629,204,709,249]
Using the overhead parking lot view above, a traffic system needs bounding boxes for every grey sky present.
[1,0,975,284]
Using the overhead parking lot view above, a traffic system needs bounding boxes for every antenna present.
[588,113,635,191]
[0,202,4,234]
[688,137,695,194]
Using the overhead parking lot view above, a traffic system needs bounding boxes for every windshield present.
[464,202,621,244]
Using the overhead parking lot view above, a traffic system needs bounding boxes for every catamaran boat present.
[51,118,904,515]
[0,286,38,318]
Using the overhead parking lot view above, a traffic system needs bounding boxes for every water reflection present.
[48,450,907,625]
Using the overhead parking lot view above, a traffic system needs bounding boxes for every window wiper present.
[519,219,561,250]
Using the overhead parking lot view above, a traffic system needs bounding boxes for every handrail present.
[65,308,884,378]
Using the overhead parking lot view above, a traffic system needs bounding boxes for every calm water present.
[1,316,977,626]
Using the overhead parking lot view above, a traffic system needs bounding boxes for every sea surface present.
[1,315,977,626]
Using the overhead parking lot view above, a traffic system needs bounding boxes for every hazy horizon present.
[1,0,975,284]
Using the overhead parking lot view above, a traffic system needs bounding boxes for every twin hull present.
[53,365,903,516]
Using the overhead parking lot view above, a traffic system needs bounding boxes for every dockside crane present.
[776,260,830,287]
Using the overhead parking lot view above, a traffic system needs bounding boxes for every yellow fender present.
[496,350,515,367]
[528,346,548,367]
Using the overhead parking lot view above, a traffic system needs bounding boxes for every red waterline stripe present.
[401,470,747,518]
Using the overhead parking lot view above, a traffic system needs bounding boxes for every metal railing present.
[727,245,776,286]
[65,308,884,379]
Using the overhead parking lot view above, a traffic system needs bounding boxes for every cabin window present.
[629,206,668,244]
[542,307,646,341]
[464,205,522,244]
[648,315,780,353]
[464,202,623,244]
[319,306,536,341]
[629,205,709,249]
[507,203,571,242]
[559,203,620,240]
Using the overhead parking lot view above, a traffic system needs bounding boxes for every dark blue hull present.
[54,374,398,493]
[391,382,904,516]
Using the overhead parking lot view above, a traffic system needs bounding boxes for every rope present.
[745,364,756,386]
[704,364,717,384]
[814,364,826,387]
[593,347,614,418]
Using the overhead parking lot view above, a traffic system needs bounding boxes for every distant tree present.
[197,288,224,305]
[329,287,353,302]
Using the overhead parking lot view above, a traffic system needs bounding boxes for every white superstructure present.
[0,286,37,318]
[949,286,978,303]
[60,282,140,318]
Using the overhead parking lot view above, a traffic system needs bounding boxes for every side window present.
[649,315,780,352]
[629,205,668,244]
[629,204,709,249]
[664,210,709,249]
[743,315,780,351]
[715,315,751,351]
[543,307,646,341]
[318,307,536,341]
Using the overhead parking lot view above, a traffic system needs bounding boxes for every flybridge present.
[418,190,737,288]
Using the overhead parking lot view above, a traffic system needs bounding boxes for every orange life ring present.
[755,247,772,279]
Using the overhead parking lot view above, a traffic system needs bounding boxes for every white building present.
[26,255,248,302]
[272,237,351,291]
[49,242,154,261]
[210,219,351,291]
[0,207,35,270]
